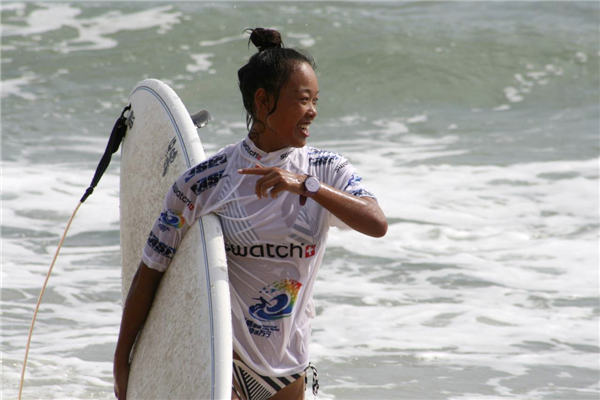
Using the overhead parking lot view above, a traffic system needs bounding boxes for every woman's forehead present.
[285,63,319,90]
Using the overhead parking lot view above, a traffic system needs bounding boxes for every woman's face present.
[257,62,319,151]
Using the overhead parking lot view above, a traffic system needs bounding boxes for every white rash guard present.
[142,136,376,377]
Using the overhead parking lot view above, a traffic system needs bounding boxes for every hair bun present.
[248,28,282,52]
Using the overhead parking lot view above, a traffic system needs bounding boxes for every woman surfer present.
[113,27,387,400]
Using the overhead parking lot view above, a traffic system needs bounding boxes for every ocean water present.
[1,2,599,399]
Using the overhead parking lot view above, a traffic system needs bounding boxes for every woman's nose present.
[307,103,317,118]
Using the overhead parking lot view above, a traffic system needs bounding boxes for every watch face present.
[305,176,320,193]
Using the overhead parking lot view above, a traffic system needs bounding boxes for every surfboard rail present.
[120,79,231,400]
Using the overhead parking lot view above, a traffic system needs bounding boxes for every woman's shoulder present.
[180,143,238,185]
[193,141,239,169]
[305,146,347,168]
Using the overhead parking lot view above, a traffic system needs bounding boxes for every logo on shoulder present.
[345,173,362,188]
[184,154,227,183]
[190,170,226,195]
[345,174,374,197]
[309,149,341,167]
[334,160,349,173]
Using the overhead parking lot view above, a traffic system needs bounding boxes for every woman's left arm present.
[308,183,387,237]
[238,166,388,238]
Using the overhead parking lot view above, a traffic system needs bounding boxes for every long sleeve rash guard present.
[142,136,376,377]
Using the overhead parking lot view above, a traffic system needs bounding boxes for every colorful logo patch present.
[159,209,185,229]
[249,279,302,322]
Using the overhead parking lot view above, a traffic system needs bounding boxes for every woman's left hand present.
[238,165,305,199]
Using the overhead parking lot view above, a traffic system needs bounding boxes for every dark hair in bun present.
[248,27,282,52]
[238,28,315,130]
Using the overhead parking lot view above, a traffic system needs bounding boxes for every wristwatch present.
[300,175,320,206]
[303,175,320,196]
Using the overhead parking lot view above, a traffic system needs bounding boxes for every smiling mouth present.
[298,123,311,137]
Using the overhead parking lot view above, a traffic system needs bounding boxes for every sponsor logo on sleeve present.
[345,173,362,189]
[334,160,349,173]
[190,170,226,195]
[309,153,340,167]
[351,188,374,197]
[172,183,195,211]
[308,148,341,165]
[146,231,176,259]
[158,209,185,232]
[184,154,227,183]
[345,174,374,197]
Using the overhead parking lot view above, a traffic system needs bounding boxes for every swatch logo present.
[242,141,262,160]
[225,242,317,259]
[171,183,194,211]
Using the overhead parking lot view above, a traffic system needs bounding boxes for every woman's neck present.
[248,127,286,153]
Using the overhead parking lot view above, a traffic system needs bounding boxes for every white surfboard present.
[119,79,232,399]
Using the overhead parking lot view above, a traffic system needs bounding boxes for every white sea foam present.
[15,142,597,398]
[199,34,246,47]
[2,3,182,53]
[496,59,574,110]
[406,114,428,124]
[367,118,409,135]
[1,3,81,37]
[0,3,25,12]
[312,147,598,392]
[504,86,524,103]
[336,114,366,126]
[2,160,121,398]
[287,32,316,48]
[1,73,38,100]
[575,51,588,63]
[186,53,216,74]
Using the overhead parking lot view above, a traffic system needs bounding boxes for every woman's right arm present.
[113,262,164,400]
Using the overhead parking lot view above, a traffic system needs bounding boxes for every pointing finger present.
[238,164,267,175]
[238,168,268,175]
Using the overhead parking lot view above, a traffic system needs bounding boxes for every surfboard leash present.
[81,104,131,202]
[18,104,131,400]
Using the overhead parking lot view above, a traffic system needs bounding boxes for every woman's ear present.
[254,88,272,118]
